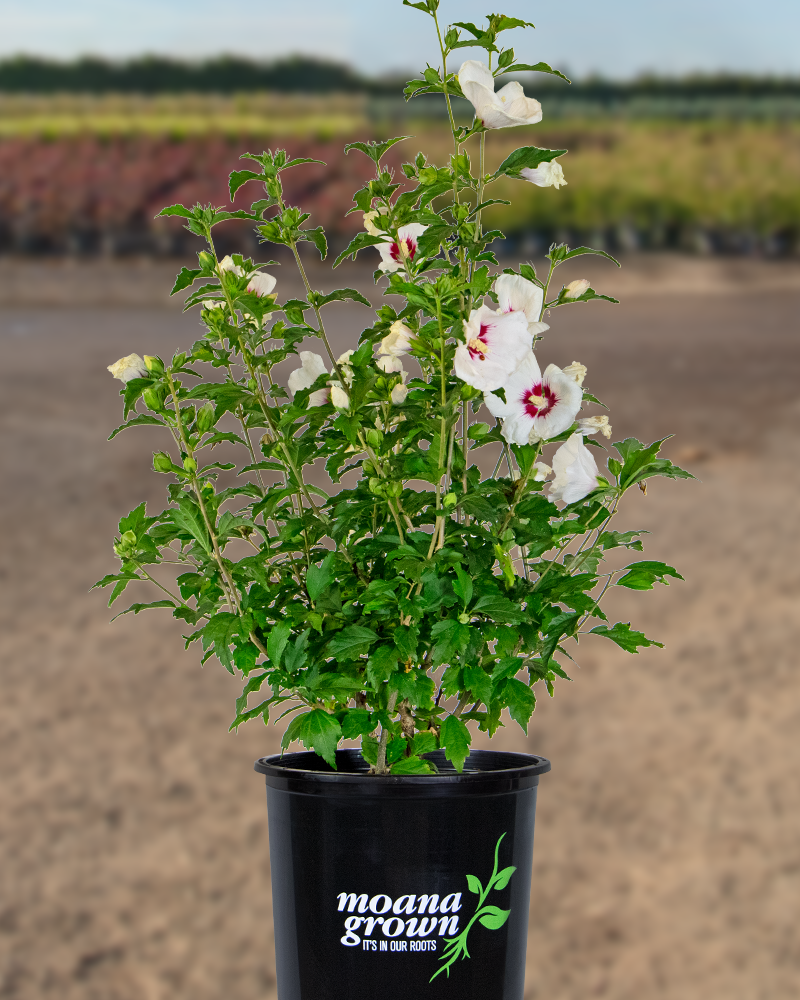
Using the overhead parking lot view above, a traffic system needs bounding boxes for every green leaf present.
[440,714,471,773]
[393,625,419,660]
[311,288,372,309]
[307,553,335,603]
[157,203,193,219]
[391,755,436,775]
[303,226,328,260]
[495,146,567,179]
[168,497,212,554]
[502,677,536,733]
[327,626,380,661]
[333,232,386,268]
[463,665,492,706]
[340,709,375,740]
[547,244,621,268]
[344,136,411,164]
[613,437,695,490]
[478,905,511,930]
[107,414,165,440]
[284,629,310,674]
[466,874,483,895]
[170,266,202,295]
[590,622,664,653]
[366,645,400,686]
[474,594,523,624]
[228,168,263,198]
[202,611,241,674]
[453,565,473,608]
[411,730,438,755]
[616,561,684,590]
[501,61,570,83]
[267,621,292,668]
[282,709,342,769]
[492,865,516,891]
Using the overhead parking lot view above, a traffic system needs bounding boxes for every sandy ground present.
[0,254,799,999]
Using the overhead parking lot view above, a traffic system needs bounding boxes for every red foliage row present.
[0,134,402,254]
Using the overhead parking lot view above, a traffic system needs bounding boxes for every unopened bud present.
[196,402,216,433]
[142,386,163,411]
[365,428,383,449]
[153,452,173,474]
[183,456,197,474]
[368,477,384,496]
[143,354,164,374]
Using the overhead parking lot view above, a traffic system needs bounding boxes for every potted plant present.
[99,3,691,997]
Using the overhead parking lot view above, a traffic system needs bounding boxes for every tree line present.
[0,54,798,98]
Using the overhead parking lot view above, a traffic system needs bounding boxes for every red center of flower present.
[467,323,492,360]
[521,381,556,418]
[389,236,417,263]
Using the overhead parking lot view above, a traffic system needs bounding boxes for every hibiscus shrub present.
[99,3,692,775]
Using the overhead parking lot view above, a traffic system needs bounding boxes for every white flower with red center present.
[484,352,583,444]
[520,161,567,189]
[287,352,330,407]
[548,432,602,504]
[245,271,277,296]
[495,273,550,338]
[458,60,543,129]
[377,224,427,273]
[454,305,532,391]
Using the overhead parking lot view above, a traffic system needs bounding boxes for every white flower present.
[377,224,427,273]
[495,273,550,337]
[391,381,409,405]
[454,305,532,392]
[245,271,277,296]
[562,361,587,385]
[564,279,591,300]
[377,354,405,373]
[202,299,225,310]
[520,161,567,188]
[336,350,355,386]
[484,353,583,444]
[330,384,350,409]
[218,255,243,276]
[380,320,413,358]
[107,353,148,384]
[288,352,330,406]
[549,432,601,504]
[533,462,552,482]
[458,60,543,129]
[578,415,612,439]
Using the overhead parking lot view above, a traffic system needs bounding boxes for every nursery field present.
[0,94,798,254]
[0,255,799,1000]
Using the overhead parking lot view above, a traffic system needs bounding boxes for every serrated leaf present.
[590,622,664,653]
[311,287,372,309]
[107,414,165,440]
[333,232,386,268]
[267,621,292,668]
[340,709,375,740]
[307,553,335,603]
[440,714,471,773]
[616,561,683,590]
[502,61,570,83]
[474,594,523,624]
[282,709,341,768]
[366,645,400,686]
[502,677,536,733]
[344,136,411,164]
[170,266,202,295]
[327,626,380,661]
[391,755,436,775]
[411,730,438,755]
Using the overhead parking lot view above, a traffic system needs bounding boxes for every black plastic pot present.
[254,748,551,1000]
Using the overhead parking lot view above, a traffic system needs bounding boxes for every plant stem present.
[375,691,399,775]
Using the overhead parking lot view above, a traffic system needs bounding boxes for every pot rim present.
[254,748,551,797]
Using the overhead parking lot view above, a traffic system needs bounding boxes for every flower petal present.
[549,432,600,504]
[495,273,543,325]
[454,305,532,391]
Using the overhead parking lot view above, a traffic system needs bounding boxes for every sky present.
[1,0,798,79]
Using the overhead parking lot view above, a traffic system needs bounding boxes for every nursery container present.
[255,748,550,1000]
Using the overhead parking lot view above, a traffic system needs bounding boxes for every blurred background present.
[0,1,799,999]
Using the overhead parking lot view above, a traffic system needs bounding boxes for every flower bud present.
[153,452,174,474]
[107,353,148,384]
[196,402,216,433]
[183,456,197,474]
[390,382,409,405]
[143,354,164,374]
[142,385,164,411]
[197,251,215,271]
[368,477,384,496]
[564,279,591,300]
[330,385,350,410]
[365,428,383,449]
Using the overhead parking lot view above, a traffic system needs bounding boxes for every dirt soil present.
[0,254,799,1000]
